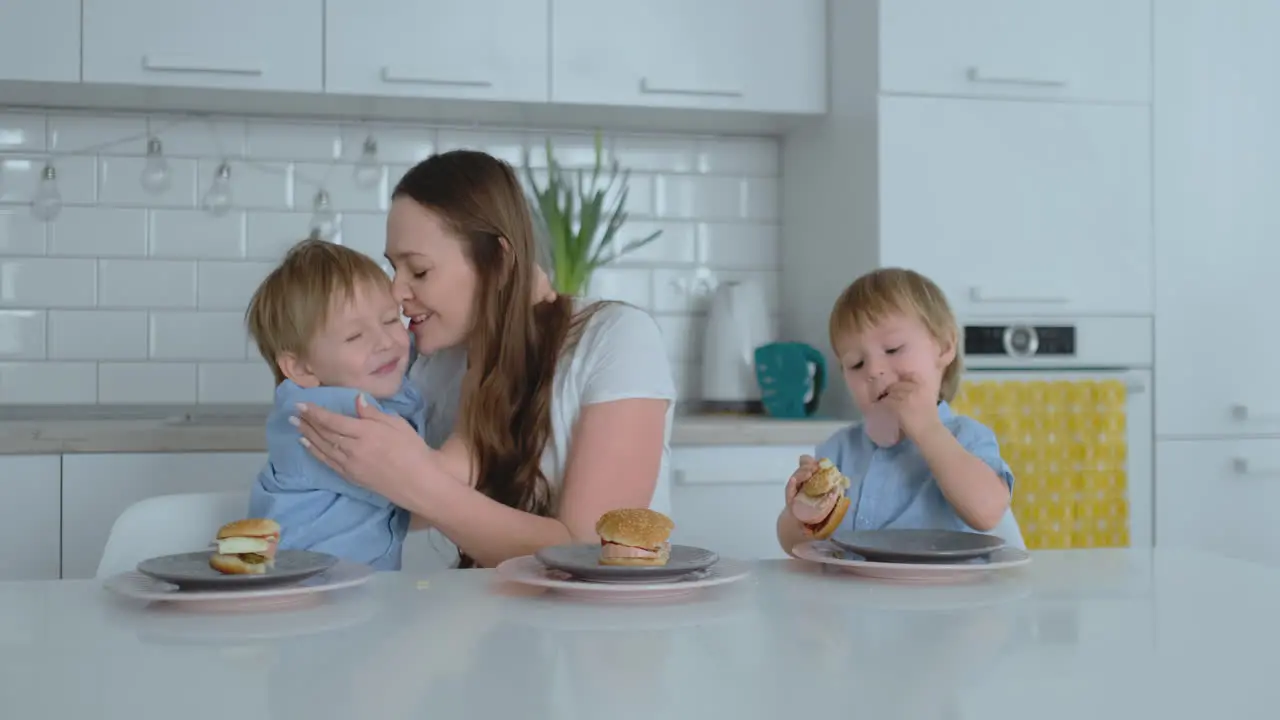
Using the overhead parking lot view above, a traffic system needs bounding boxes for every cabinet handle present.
[1231,457,1280,476]
[142,55,264,77]
[966,67,1067,88]
[640,78,743,98]
[380,67,493,88]
[969,287,1069,304]
[1229,404,1280,422]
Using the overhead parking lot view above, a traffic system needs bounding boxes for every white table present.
[0,550,1276,719]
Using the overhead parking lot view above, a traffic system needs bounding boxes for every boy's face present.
[835,311,955,414]
[280,280,410,399]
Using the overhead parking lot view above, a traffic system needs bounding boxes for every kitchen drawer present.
[0,455,61,581]
[1157,438,1280,566]
[0,0,80,84]
[879,0,1151,104]
[325,0,549,103]
[879,96,1152,317]
[82,0,322,93]
[551,0,825,113]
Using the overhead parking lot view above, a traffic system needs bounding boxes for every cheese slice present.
[216,537,270,555]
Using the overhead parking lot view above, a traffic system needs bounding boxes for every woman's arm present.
[407,398,668,567]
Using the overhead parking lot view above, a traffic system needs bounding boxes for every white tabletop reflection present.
[1,550,1277,719]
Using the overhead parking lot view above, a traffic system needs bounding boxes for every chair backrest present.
[96,491,248,578]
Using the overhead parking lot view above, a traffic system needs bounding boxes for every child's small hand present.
[883,372,943,439]
[785,454,819,506]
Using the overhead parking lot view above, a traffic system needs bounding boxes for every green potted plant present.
[522,131,661,296]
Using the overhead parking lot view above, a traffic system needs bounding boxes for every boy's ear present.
[277,352,321,388]
[938,330,958,368]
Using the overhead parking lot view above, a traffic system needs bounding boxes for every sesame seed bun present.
[800,458,850,498]
[215,518,281,540]
[595,508,674,548]
[807,496,851,540]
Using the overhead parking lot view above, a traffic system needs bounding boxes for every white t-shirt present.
[402,301,677,569]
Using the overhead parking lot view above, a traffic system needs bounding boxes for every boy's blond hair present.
[828,267,963,402]
[245,238,394,385]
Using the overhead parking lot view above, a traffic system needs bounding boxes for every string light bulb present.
[30,163,62,222]
[309,190,339,242]
[139,137,172,194]
[202,162,233,217]
[353,135,382,189]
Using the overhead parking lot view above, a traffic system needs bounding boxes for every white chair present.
[95,491,248,578]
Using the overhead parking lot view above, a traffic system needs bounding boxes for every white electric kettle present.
[701,279,775,413]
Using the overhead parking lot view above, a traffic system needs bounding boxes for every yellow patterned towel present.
[951,379,1128,550]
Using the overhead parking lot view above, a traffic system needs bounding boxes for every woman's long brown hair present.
[393,150,599,568]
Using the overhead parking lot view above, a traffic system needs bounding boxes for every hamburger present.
[596,508,674,567]
[209,518,281,575]
[791,459,851,539]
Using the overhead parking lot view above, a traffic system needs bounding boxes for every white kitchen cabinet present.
[1154,0,1280,439]
[325,0,548,103]
[82,0,322,92]
[551,0,826,114]
[670,445,814,560]
[0,455,61,581]
[879,96,1152,318]
[0,0,80,84]
[880,0,1151,104]
[60,452,266,579]
[1157,439,1280,566]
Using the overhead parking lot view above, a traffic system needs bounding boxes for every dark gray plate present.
[136,550,340,591]
[534,544,719,582]
[830,529,1006,563]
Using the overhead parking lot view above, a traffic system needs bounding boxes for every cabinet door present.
[61,452,266,579]
[880,0,1151,103]
[0,0,80,83]
[326,0,548,102]
[1157,439,1280,566]
[0,455,61,580]
[1154,1,1280,438]
[82,0,322,92]
[670,445,813,560]
[551,0,825,113]
[879,96,1152,317]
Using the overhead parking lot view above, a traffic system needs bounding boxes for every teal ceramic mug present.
[753,342,826,419]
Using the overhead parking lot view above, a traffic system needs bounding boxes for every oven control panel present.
[963,324,1075,358]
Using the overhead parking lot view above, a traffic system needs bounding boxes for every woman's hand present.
[294,394,435,509]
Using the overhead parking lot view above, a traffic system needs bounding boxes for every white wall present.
[0,110,781,405]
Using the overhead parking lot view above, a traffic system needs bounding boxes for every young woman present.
[293,149,677,568]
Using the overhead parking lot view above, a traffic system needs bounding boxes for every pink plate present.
[102,560,375,612]
[494,555,751,601]
[793,540,1031,583]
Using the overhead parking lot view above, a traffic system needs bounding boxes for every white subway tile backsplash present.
[198,362,275,403]
[150,209,246,259]
[247,121,342,162]
[0,155,97,205]
[150,312,247,360]
[196,261,274,310]
[49,207,147,257]
[0,209,47,255]
[245,211,313,260]
[98,155,198,207]
[98,260,196,308]
[48,310,147,360]
[0,362,96,403]
[0,258,97,308]
[0,108,780,404]
[0,113,47,152]
[98,362,196,404]
[0,310,46,359]
[696,223,779,270]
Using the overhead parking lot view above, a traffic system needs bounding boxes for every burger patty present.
[239,553,266,564]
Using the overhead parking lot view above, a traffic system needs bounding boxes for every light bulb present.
[140,137,172,194]
[202,162,233,217]
[352,135,382,189]
[30,163,62,222]
[309,190,339,242]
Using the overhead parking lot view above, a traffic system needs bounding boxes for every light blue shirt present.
[816,401,1026,549]
[247,379,426,570]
